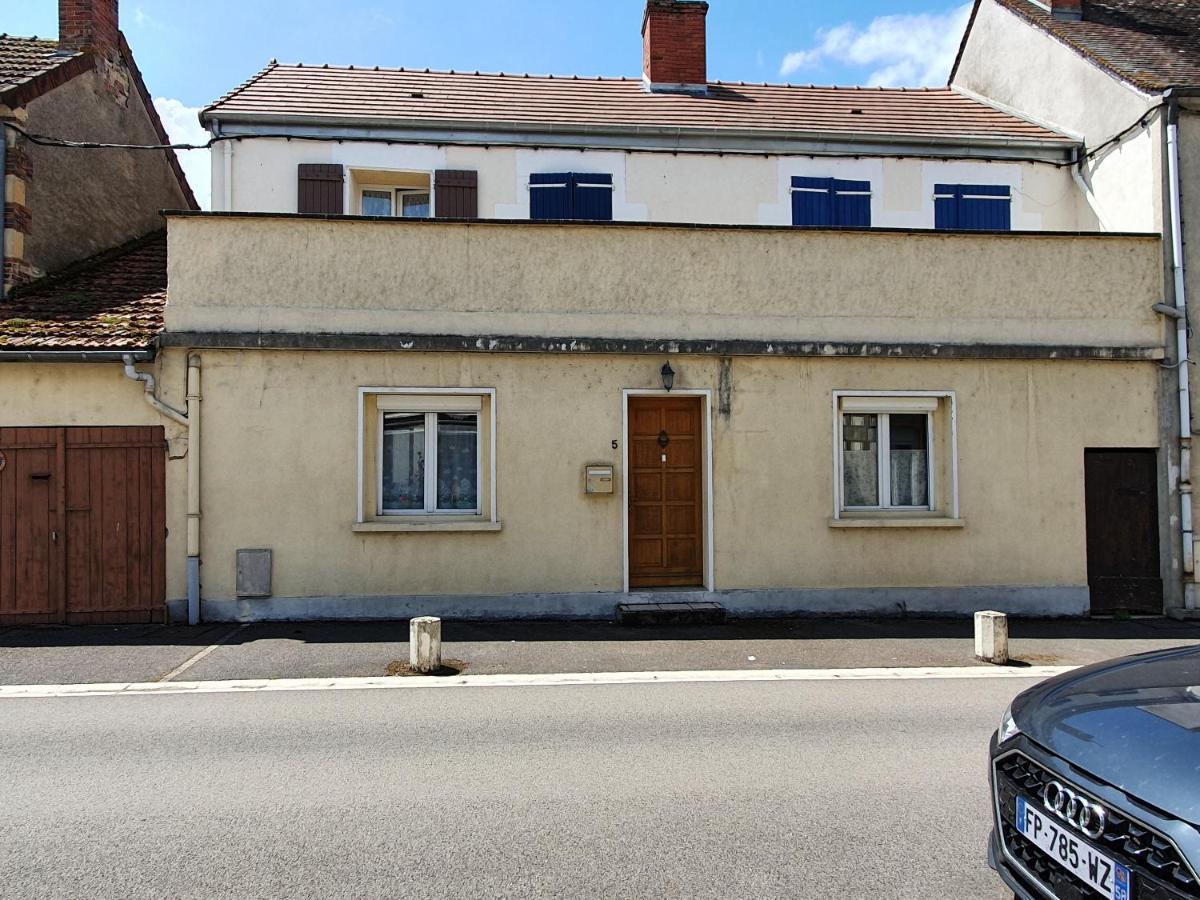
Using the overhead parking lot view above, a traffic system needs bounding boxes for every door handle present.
[51,530,58,543]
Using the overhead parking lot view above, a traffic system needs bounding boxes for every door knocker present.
[657,430,670,448]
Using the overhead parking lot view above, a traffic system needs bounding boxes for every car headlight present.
[998,703,1021,744]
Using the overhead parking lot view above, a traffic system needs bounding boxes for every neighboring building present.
[0,0,1175,624]
[0,0,194,291]
[952,0,1200,615]
[0,0,193,624]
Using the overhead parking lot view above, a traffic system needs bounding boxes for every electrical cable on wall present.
[0,114,1163,169]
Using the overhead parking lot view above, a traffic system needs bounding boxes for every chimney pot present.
[1050,0,1082,21]
[58,0,119,54]
[642,0,709,91]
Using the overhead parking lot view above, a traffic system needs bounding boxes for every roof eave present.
[985,0,1166,98]
[0,50,91,107]
[0,348,154,361]
[202,111,1078,161]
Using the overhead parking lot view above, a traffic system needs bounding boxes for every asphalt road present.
[0,676,1028,899]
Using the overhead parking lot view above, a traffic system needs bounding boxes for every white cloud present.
[778,4,972,87]
[153,97,211,209]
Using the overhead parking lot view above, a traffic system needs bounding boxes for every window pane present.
[401,192,431,218]
[842,413,878,506]
[437,413,478,510]
[889,414,929,507]
[362,190,392,216]
[381,413,424,510]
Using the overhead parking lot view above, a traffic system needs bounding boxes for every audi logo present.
[1043,781,1107,840]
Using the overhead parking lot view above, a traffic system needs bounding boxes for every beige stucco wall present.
[0,350,1160,609]
[185,349,1158,602]
[25,66,190,275]
[952,0,1162,235]
[166,216,1162,349]
[0,359,189,600]
[212,135,1092,231]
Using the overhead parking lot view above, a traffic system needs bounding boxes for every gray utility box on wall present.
[236,549,273,598]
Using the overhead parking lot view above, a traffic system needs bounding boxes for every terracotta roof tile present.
[202,63,1072,145]
[0,34,82,97]
[991,0,1200,91]
[0,233,166,351]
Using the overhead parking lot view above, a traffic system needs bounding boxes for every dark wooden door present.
[63,428,167,624]
[0,428,64,624]
[628,396,704,588]
[1084,449,1162,614]
[0,426,166,625]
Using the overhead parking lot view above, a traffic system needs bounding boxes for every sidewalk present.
[1,616,1198,686]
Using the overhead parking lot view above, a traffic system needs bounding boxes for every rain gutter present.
[204,114,1078,163]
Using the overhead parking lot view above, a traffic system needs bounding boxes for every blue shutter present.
[530,172,572,220]
[832,178,871,227]
[572,173,613,221]
[934,183,959,230]
[959,184,1011,230]
[935,184,1011,231]
[791,177,833,227]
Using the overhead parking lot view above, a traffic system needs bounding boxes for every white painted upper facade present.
[209,135,1097,231]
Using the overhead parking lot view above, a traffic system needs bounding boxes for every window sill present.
[828,516,965,529]
[353,520,502,533]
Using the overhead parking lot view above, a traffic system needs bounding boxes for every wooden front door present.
[1084,449,1162,615]
[628,396,704,588]
[0,426,166,625]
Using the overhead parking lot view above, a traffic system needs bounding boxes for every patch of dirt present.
[386,658,468,678]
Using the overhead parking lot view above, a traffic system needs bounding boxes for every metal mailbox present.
[585,465,614,494]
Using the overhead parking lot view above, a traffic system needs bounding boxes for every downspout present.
[122,354,187,425]
[122,353,203,624]
[186,354,202,625]
[1165,91,1196,600]
[223,142,233,210]
[215,118,233,212]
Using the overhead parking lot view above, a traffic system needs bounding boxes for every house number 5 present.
[612,440,619,450]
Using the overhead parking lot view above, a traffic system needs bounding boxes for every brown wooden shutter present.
[434,169,478,218]
[297,164,344,214]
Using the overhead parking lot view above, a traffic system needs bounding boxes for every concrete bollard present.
[410,616,443,674]
[974,610,1009,665]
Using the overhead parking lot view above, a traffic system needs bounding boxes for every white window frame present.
[357,388,497,524]
[359,184,433,218]
[377,409,481,516]
[831,391,959,520]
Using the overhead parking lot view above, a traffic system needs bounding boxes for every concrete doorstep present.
[0,616,1197,687]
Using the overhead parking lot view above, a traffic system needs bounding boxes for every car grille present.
[995,752,1199,900]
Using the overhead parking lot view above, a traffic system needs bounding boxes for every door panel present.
[64,427,166,623]
[0,428,60,623]
[1084,449,1161,615]
[628,396,704,588]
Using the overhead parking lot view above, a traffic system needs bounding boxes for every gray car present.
[989,645,1200,899]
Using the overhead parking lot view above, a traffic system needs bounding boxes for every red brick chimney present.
[59,0,120,54]
[1050,0,1082,21]
[642,0,709,90]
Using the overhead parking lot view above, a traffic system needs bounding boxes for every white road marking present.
[155,624,247,682]
[0,664,1076,699]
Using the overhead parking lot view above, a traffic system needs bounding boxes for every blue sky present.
[9,1,973,204]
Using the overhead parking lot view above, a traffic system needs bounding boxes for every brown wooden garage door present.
[0,426,166,625]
